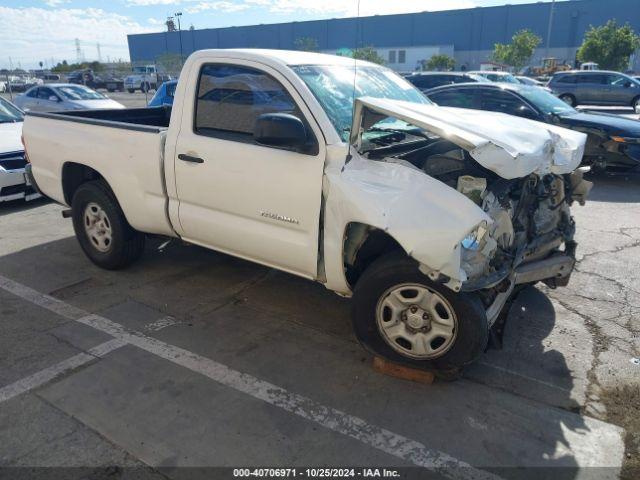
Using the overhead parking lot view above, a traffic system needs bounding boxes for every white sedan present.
[14,83,125,112]
[0,96,40,202]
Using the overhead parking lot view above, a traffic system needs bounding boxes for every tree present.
[492,29,542,69]
[352,46,385,65]
[294,37,319,52]
[424,54,455,71]
[577,20,640,71]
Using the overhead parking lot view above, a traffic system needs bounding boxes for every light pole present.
[175,12,183,64]
[545,0,556,59]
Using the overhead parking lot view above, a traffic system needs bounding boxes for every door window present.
[195,64,300,138]
[606,74,629,86]
[26,88,38,98]
[37,87,56,100]
[430,88,477,109]
[577,74,606,84]
[480,89,530,116]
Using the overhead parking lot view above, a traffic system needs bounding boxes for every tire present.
[71,180,145,270]
[127,89,135,94]
[107,88,115,93]
[141,82,150,93]
[559,94,576,107]
[351,251,489,371]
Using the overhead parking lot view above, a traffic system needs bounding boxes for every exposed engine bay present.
[359,126,592,317]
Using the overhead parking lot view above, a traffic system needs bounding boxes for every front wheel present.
[71,180,145,270]
[127,89,135,94]
[351,252,489,372]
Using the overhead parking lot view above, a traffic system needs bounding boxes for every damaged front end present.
[343,97,592,325]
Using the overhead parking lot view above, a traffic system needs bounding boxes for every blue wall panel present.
[128,0,640,62]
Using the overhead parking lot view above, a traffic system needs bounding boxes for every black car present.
[426,82,640,172]
[405,72,489,92]
[68,70,124,92]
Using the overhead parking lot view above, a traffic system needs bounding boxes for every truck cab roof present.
[189,48,380,69]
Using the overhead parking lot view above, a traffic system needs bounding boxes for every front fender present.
[322,154,491,295]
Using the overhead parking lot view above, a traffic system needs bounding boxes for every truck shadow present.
[0,235,592,475]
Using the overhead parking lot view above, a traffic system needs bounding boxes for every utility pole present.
[175,12,183,63]
[545,0,556,59]
[75,38,83,64]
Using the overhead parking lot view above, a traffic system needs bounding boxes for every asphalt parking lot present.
[1,92,639,479]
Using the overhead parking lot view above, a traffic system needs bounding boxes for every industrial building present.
[127,0,640,72]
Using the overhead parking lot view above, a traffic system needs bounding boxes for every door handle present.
[178,153,204,164]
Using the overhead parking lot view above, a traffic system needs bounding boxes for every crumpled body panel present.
[351,97,587,179]
[323,153,490,292]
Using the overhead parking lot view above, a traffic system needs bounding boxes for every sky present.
[0,0,558,69]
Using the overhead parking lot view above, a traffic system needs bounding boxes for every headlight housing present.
[460,222,497,280]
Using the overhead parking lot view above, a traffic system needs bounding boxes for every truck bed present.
[27,106,172,132]
[23,105,175,237]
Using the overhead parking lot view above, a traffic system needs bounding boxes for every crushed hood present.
[350,97,587,179]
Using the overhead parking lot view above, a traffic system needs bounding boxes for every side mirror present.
[254,113,308,150]
[518,106,539,120]
[48,95,59,102]
[623,81,632,88]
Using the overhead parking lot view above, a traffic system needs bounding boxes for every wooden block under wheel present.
[372,356,435,384]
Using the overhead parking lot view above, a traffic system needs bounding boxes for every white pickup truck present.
[23,49,591,374]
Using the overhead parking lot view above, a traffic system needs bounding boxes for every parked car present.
[0,81,6,93]
[124,65,170,93]
[548,70,640,111]
[468,71,521,84]
[404,72,488,92]
[426,82,640,171]
[0,97,40,202]
[580,62,599,71]
[7,76,42,92]
[14,84,125,112]
[42,74,61,82]
[515,76,552,92]
[148,80,177,107]
[23,49,590,374]
[68,70,124,92]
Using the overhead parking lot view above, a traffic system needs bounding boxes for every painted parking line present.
[0,273,501,480]
[0,339,126,403]
[0,316,181,404]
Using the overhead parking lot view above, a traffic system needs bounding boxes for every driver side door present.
[35,87,62,112]
[171,60,326,279]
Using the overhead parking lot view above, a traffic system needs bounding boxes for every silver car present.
[549,70,640,111]
[468,71,521,84]
[14,83,125,112]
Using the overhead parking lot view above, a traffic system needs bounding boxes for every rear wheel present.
[351,252,489,372]
[141,82,150,93]
[559,94,576,107]
[127,89,135,94]
[71,180,145,270]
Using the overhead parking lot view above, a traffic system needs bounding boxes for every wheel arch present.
[342,222,405,289]
[61,162,105,205]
